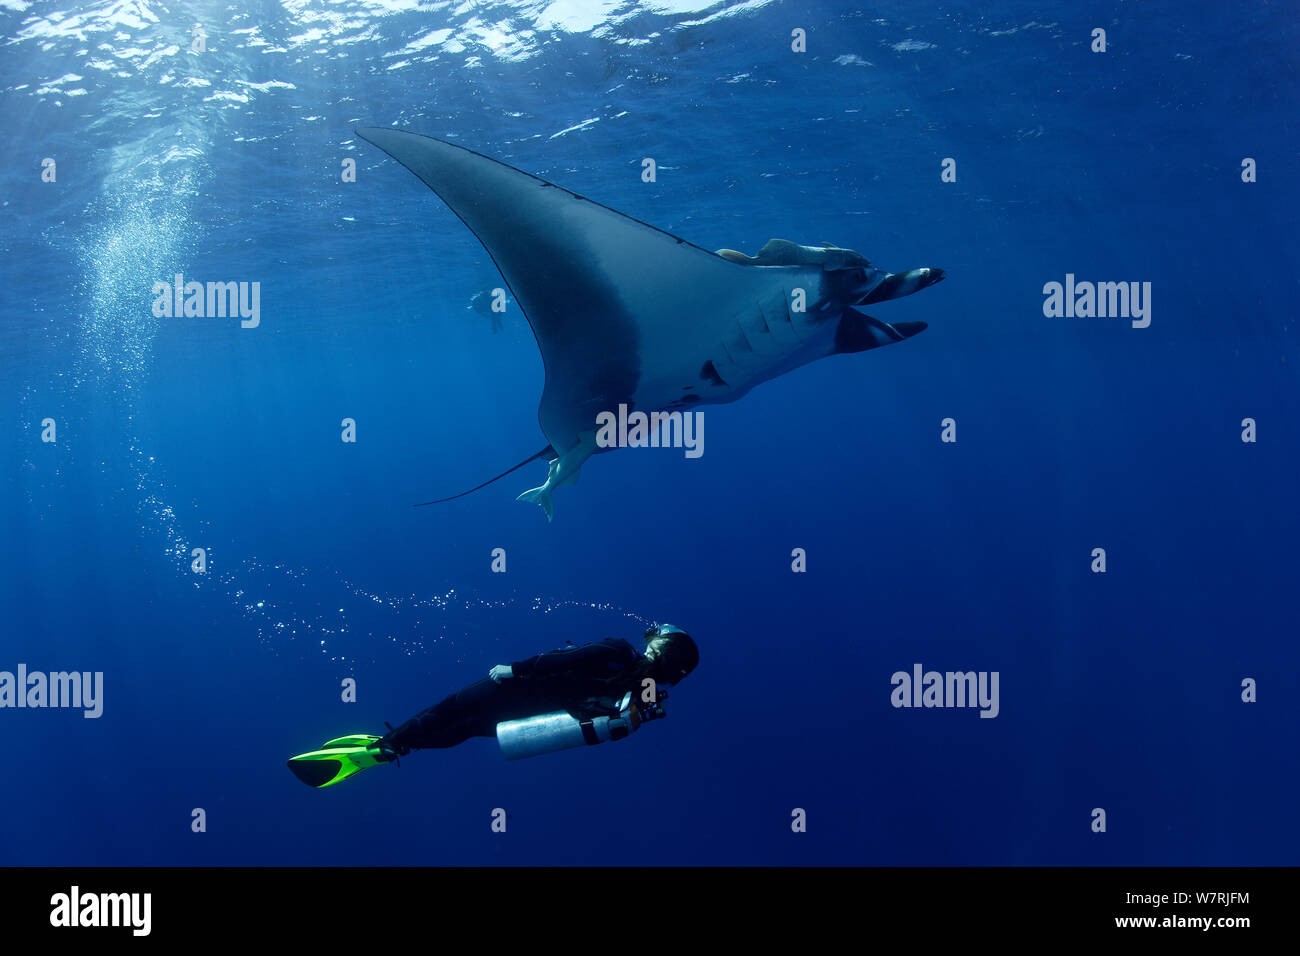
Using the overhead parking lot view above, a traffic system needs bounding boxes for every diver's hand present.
[489,665,514,683]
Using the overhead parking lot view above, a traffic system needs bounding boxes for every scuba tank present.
[496,690,668,761]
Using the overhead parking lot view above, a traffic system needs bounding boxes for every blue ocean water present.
[2,0,1297,866]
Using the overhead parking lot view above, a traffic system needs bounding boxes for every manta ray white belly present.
[627,265,846,413]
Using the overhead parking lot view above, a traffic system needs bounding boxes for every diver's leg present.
[380,679,533,753]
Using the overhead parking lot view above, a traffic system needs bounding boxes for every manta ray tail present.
[415,446,556,507]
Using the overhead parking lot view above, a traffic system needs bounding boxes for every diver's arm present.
[488,665,514,682]
[509,640,633,679]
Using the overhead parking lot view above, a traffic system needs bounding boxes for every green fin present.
[287,734,386,788]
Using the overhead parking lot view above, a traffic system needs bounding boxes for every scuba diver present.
[288,624,699,788]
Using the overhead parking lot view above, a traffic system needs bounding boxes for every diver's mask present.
[644,622,688,646]
[643,623,678,669]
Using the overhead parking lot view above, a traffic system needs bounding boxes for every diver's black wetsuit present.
[381,638,641,752]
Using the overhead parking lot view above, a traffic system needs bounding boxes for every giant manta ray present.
[356,127,944,519]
